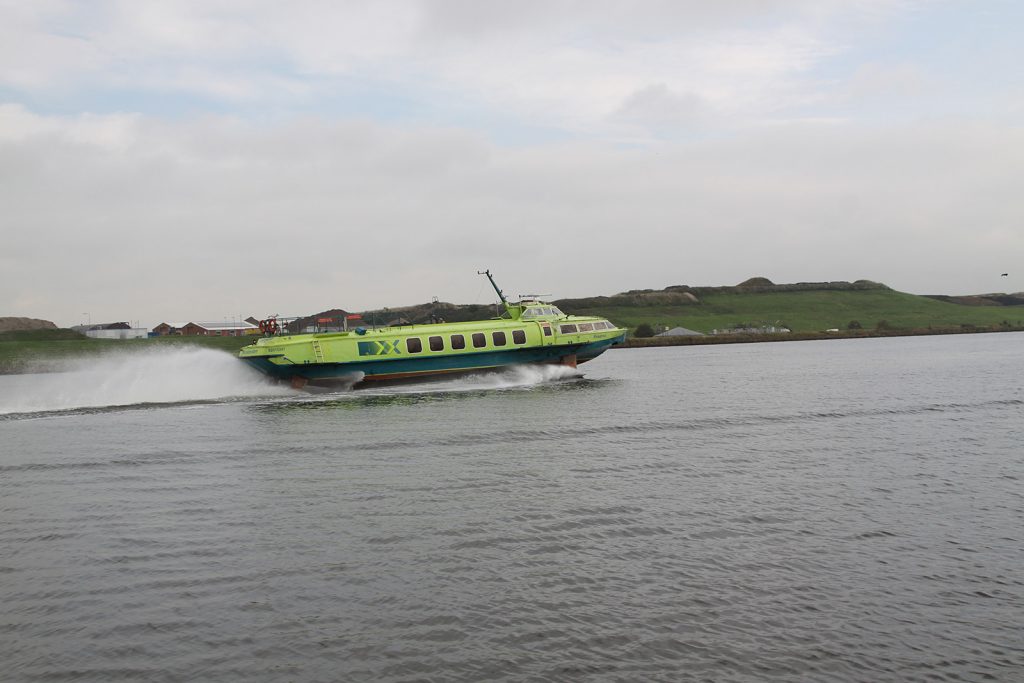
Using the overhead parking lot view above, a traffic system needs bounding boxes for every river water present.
[1,334,1022,682]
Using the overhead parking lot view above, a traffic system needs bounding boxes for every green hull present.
[239,302,625,388]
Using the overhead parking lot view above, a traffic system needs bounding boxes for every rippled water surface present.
[2,335,1023,682]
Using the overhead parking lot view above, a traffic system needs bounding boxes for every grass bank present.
[4,288,1022,373]
[565,289,1024,334]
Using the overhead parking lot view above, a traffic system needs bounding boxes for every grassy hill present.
[313,280,1024,336]
[560,288,1024,334]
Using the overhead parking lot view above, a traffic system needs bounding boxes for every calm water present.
[1,334,1022,682]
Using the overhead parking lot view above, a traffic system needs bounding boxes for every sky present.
[1,0,1022,328]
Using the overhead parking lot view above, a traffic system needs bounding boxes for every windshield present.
[516,305,564,318]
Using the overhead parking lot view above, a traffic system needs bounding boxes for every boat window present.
[560,324,577,334]
[492,331,507,346]
[407,337,423,353]
[472,332,486,348]
[579,323,594,332]
[451,334,466,350]
[429,336,444,351]
[512,329,526,344]
[522,308,538,319]
[544,308,554,316]
[543,326,552,337]
[550,307,563,317]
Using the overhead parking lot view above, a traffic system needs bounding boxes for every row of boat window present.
[401,321,612,354]
[559,321,615,334]
[406,329,528,354]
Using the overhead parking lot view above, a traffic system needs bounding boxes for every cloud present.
[2,2,1021,327]
[845,61,932,100]
[0,0,922,136]
[2,105,1021,327]
[0,103,140,147]
[610,84,708,134]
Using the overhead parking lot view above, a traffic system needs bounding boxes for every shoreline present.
[617,325,1023,349]
[2,325,1021,375]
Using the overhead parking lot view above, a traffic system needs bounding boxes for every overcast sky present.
[2,0,1022,327]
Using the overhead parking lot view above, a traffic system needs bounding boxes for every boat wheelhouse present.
[238,271,626,388]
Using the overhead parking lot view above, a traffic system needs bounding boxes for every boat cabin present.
[499,299,566,321]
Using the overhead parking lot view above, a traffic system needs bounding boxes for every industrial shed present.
[655,326,705,337]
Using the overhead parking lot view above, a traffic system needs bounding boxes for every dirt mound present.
[0,317,58,332]
[737,277,775,287]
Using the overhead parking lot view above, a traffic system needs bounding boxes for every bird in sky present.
[1001,273,1009,276]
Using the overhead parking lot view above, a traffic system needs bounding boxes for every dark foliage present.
[634,323,655,338]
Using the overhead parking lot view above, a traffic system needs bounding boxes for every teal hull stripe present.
[241,334,624,381]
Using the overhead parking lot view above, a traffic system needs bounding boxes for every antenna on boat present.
[478,269,507,305]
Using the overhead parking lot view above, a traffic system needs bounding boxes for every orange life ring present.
[267,319,279,334]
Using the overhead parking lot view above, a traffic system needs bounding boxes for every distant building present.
[152,321,259,336]
[151,322,189,336]
[182,321,260,336]
[655,326,704,337]
[72,322,148,340]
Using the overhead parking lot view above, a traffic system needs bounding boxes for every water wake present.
[363,363,584,395]
[0,355,583,416]
[0,348,290,415]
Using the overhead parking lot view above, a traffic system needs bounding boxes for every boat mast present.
[478,269,507,305]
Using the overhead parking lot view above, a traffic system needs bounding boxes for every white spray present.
[0,348,290,415]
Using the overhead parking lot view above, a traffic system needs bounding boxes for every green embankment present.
[3,286,1021,372]
[0,331,255,374]
[565,289,1024,334]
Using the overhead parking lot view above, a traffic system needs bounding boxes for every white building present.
[86,328,148,339]
[72,323,148,339]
